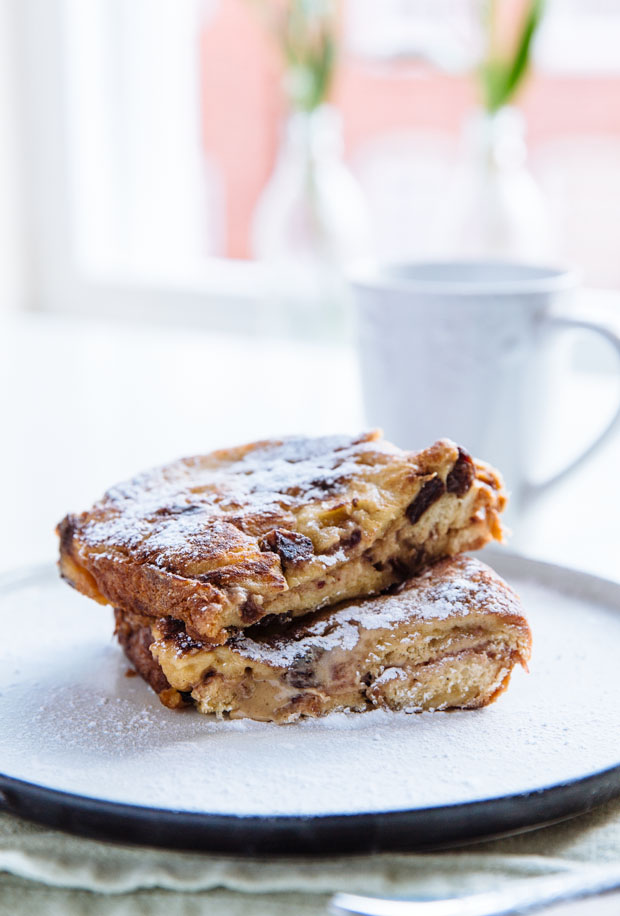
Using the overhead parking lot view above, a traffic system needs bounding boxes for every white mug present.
[351,261,620,518]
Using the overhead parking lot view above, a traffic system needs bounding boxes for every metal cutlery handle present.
[329,866,620,916]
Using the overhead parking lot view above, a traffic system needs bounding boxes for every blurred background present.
[1,0,619,575]
[3,0,620,329]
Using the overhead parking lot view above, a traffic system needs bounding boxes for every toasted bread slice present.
[58,433,506,645]
[117,556,530,722]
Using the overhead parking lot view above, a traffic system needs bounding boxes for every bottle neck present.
[281,104,344,164]
[464,106,528,172]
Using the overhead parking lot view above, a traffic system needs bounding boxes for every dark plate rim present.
[2,762,620,856]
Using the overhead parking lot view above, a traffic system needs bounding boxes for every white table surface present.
[0,311,366,575]
[1,310,620,914]
[1,310,619,582]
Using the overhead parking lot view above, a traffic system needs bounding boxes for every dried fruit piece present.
[406,476,445,524]
[260,528,314,572]
[446,448,475,497]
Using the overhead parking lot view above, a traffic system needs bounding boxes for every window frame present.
[13,0,312,337]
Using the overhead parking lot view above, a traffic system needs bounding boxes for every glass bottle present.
[251,104,372,308]
[429,106,556,262]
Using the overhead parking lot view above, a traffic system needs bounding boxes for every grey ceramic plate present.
[1,552,619,854]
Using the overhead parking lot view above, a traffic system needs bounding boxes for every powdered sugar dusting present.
[78,432,399,558]
[374,667,408,684]
[64,434,462,585]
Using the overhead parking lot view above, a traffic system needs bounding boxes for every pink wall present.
[200,2,620,259]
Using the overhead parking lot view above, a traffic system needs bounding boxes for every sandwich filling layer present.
[116,555,531,723]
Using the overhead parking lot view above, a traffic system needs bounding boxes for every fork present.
[329,865,620,916]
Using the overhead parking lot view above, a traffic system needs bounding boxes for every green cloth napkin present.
[1,797,620,915]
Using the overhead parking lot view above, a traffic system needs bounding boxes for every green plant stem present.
[480,0,545,113]
[248,0,337,112]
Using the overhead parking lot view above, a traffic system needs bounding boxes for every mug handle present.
[523,304,620,503]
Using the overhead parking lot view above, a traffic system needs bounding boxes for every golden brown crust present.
[58,433,506,644]
[117,556,531,722]
[114,607,172,696]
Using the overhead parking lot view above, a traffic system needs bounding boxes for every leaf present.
[481,0,546,112]
[502,0,545,103]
